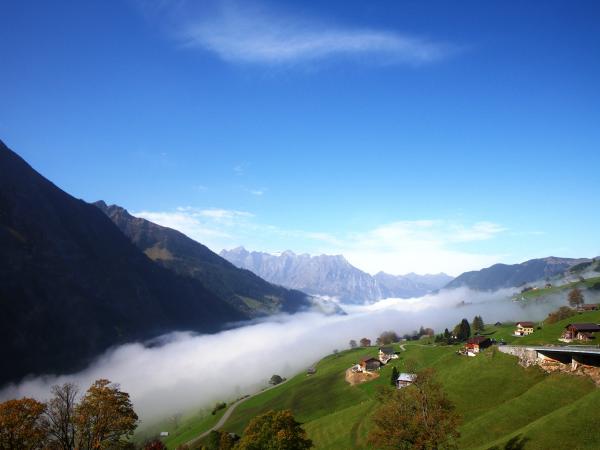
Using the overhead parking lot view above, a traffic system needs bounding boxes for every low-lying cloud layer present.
[1,288,562,425]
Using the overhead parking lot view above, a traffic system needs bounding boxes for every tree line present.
[0,379,137,449]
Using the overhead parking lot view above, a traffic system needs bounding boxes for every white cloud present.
[131,206,507,276]
[148,1,455,66]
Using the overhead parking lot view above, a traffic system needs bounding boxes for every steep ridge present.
[94,202,311,316]
[0,141,245,385]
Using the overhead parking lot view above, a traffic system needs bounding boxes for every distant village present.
[342,294,600,388]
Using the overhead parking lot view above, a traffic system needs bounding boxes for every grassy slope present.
[135,408,226,448]
[520,276,600,300]
[218,340,598,449]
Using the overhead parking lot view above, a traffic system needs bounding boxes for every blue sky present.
[1,0,599,275]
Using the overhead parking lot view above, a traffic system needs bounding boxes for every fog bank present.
[1,287,564,424]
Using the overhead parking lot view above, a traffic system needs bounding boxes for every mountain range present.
[220,247,453,303]
[445,256,593,291]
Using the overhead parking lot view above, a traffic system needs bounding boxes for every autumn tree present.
[45,382,79,450]
[74,379,138,449]
[144,439,167,449]
[236,410,312,450]
[568,287,585,308]
[0,397,48,449]
[349,339,357,349]
[368,368,460,449]
[377,331,400,345]
[360,338,371,347]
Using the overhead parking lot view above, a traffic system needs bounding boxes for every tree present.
[236,410,312,450]
[368,368,461,449]
[472,316,484,334]
[144,439,167,449]
[75,379,138,449]
[45,382,79,450]
[454,319,471,341]
[270,374,284,386]
[349,339,357,349]
[0,397,48,449]
[360,338,371,347]
[546,306,576,324]
[377,331,400,345]
[390,366,400,387]
[568,287,585,308]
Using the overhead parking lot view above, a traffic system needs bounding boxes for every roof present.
[516,321,535,327]
[379,346,394,354]
[566,323,600,332]
[397,373,416,382]
[359,356,380,363]
[467,336,491,345]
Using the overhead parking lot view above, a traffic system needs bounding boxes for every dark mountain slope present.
[445,257,591,291]
[94,202,310,316]
[0,141,245,385]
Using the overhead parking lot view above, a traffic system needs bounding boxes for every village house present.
[514,321,535,336]
[358,356,381,372]
[560,323,600,343]
[578,304,599,312]
[396,373,416,389]
[378,346,398,364]
[465,336,492,356]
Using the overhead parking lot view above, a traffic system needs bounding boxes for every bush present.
[211,402,227,415]
[545,306,576,324]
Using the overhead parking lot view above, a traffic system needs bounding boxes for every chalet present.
[494,322,502,326]
[359,357,381,372]
[378,346,398,364]
[560,323,600,342]
[578,304,599,312]
[307,367,316,375]
[396,373,416,389]
[465,336,492,355]
[514,322,535,336]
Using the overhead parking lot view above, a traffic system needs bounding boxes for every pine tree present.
[391,366,400,387]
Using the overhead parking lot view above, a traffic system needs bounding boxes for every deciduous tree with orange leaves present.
[74,379,138,449]
[0,397,48,449]
[368,367,461,450]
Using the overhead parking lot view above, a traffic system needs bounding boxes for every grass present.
[212,340,600,449]
[134,407,226,449]
[520,276,600,300]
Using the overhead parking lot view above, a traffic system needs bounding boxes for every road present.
[185,377,292,447]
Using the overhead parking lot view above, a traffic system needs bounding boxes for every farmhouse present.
[358,357,381,372]
[560,323,600,343]
[514,321,535,336]
[465,336,492,355]
[378,346,398,364]
[396,373,416,389]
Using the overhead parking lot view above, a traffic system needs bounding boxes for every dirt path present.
[185,377,293,447]
[399,342,437,351]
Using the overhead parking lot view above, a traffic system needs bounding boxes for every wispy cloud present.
[130,206,507,276]
[146,0,456,66]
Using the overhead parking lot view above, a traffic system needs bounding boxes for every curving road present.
[185,377,292,447]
